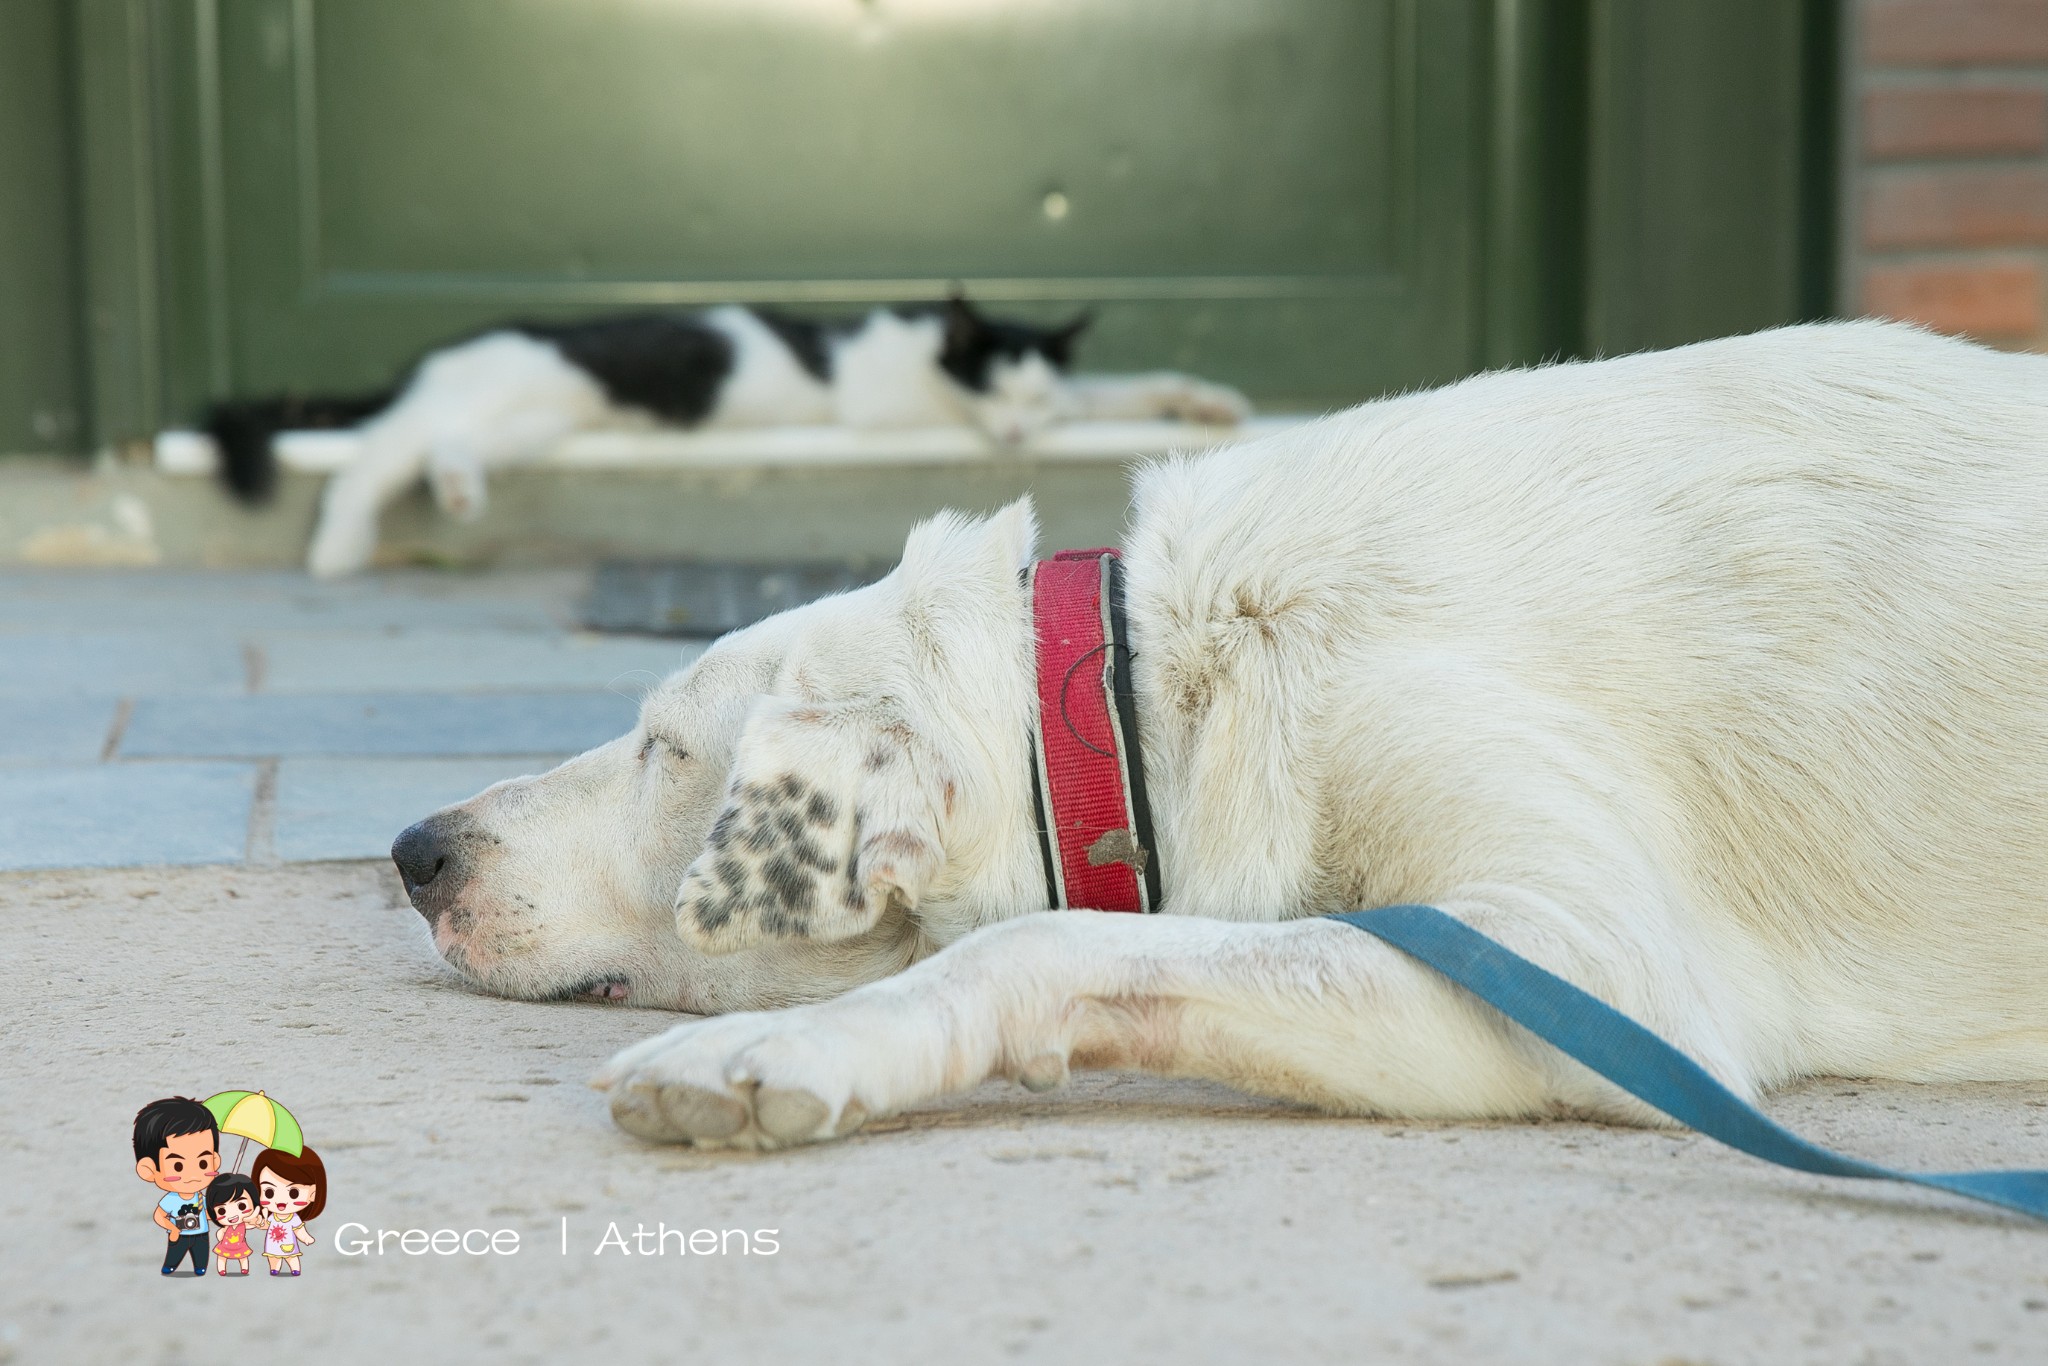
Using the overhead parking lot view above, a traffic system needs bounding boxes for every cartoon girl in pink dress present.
[204,1173,265,1276]
[251,1146,325,1276]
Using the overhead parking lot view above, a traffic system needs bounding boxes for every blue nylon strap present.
[1327,904,2048,1221]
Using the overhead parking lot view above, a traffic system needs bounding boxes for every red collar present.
[1027,549,1160,913]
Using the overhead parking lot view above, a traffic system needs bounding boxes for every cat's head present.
[937,294,1093,445]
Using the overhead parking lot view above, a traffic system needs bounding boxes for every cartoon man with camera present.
[134,1097,220,1277]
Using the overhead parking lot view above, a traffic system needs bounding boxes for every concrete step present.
[6,418,1308,570]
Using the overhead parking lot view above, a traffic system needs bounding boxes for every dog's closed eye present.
[638,735,690,764]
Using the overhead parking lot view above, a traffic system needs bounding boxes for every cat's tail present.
[204,390,397,503]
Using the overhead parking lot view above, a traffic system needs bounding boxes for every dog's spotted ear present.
[675,697,949,955]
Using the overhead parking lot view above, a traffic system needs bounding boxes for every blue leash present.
[1328,904,2048,1221]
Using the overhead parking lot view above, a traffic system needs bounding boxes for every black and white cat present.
[208,296,1252,578]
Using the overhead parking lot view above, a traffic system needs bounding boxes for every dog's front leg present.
[595,912,1129,1148]
[594,899,1746,1148]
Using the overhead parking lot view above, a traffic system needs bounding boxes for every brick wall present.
[1846,0,2048,348]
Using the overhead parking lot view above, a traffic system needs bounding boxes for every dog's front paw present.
[593,1009,882,1150]
[1162,380,1252,427]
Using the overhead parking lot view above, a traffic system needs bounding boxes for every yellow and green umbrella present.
[203,1090,303,1170]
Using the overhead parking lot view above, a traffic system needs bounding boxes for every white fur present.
[305,332,611,578]
[825,311,962,429]
[301,308,1253,577]
[699,307,833,428]
[404,320,2048,1150]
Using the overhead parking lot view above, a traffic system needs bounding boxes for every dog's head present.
[393,500,1046,1011]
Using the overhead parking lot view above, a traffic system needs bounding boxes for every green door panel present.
[312,2,1402,281]
[200,0,1488,412]
[0,0,84,455]
[1583,0,1835,355]
[52,1,1836,451]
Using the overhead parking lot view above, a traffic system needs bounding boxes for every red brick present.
[1865,0,2048,66]
[1862,259,2043,336]
[1863,86,2048,158]
[1863,166,2048,247]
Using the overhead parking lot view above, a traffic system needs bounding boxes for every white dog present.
[389,320,2048,1149]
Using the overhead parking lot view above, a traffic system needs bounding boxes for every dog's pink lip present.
[558,975,631,1004]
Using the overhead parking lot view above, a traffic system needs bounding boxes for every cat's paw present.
[429,460,488,522]
[305,514,378,579]
[1161,380,1253,427]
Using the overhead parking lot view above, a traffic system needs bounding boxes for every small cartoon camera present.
[172,1203,202,1233]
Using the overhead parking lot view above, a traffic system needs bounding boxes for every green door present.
[37,0,1834,453]
[166,0,1493,421]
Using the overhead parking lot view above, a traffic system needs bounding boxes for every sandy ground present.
[4,862,2046,1366]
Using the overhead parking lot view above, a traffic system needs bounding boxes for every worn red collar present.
[1027,549,1160,913]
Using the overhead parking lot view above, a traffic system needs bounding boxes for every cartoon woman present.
[251,1146,325,1276]
[204,1173,265,1276]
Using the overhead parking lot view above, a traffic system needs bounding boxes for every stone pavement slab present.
[0,629,246,696]
[121,691,639,759]
[272,756,575,862]
[0,568,585,632]
[0,761,254,868]
[0,696,121,764]
[256,629,694,694]
[0,569,689,871]
[4,862,2045,1365]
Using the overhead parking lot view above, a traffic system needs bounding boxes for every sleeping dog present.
[390,320,2048,1148]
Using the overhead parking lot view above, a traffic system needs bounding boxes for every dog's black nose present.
[392,820,451,915]
[395,813,483,927]
[392,820,446,890]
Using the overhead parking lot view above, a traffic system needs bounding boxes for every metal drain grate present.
[582,560,890,637]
